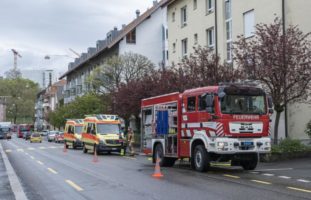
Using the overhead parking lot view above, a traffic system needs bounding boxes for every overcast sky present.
[0,0,154,78]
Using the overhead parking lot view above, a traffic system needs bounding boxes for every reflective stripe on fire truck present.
[186,129,192,137]
[216,123,224,137]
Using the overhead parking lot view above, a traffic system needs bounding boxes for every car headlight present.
[217,142,228,148]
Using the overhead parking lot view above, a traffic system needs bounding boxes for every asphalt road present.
[1,136,311,200]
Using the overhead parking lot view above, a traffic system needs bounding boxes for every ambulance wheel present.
[192,145,210,172]
[83,144,88,154]
[241,154,258,170]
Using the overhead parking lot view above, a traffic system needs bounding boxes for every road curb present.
[0,142,28,200]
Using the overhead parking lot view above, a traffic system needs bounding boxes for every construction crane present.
[68,48,80,57]
[11,49,22,70]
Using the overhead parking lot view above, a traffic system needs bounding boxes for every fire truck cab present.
[81,114,125,154]
[64,119,84,149]
[141,84,272,172]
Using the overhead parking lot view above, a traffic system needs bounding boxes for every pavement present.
[0,145,15,200]
[0,136,310,200]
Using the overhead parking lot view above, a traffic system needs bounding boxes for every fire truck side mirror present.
[268,96,273,114]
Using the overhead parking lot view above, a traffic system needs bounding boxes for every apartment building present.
[60,0,168,104]
[34,80,66,130]
[166,0,311,140]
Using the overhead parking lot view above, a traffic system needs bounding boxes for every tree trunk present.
[273,111,282,144]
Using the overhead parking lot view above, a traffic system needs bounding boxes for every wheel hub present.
[195,151,202,167]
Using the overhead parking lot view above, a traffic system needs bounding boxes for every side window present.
[91,124,96,135]
[86,123,92,133]
[199,95,207,111]
[69,125,74,134]
[187,96,196,112]
[65,125,68,132]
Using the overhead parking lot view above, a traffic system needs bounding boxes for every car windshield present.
[75,126,83,134]
[32,133,40,137]
[96,124,120,135]
[49,131,58,135]
[220,95,266,114]
[20,127,28,131]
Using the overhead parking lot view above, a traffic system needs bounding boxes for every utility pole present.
[11,49,22,70]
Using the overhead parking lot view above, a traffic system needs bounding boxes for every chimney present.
[153,0,158,6]
[136,9,140,18]
[114,26,118,31]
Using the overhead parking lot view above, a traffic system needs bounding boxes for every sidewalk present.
[0,147,15,200]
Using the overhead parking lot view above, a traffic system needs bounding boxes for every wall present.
[119,6,167,68]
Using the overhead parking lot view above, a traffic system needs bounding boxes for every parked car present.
[41,130,48,136]
[0,128,5,139]
[23,131,32,140]
[30,133,42,143]
[0,126,11,139]
[47,131,58,142]
[55,132,64,143]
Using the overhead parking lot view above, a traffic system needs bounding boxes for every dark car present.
[0,128,4,139]
[23,131,32,140]
[0,126,11,139]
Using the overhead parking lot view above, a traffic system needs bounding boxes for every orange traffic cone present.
[63,142,67,153]
[152,154,163,178]
[93,147,98,163]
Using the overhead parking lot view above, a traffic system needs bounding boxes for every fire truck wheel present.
[241,154,258,170]
[192,145,210,172]
[83,144,88,153]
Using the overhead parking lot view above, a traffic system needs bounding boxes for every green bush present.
[305,120,311,139]
[271,139,307,153]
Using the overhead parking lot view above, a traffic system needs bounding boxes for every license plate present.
[242,141,253,146]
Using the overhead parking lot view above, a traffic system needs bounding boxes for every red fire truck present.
[141,84,273,172]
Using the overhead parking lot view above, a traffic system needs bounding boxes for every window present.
[206,27,214,48]
[244,10,255,38]
[181,38,188,57]
[172,12,175,22]
[199,95,207,111]
[225,0,232,62]
[126,28,136,43]
[181,6,187,27]
[166,50,169,60]
[194,33,198,45]
[187,96,196,112]
[193,0,197,10]
[206,0,214,13]
[173,43,176,53]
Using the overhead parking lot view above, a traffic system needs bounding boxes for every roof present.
[59,0,168,80]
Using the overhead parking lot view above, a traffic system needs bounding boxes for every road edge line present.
[0,142,28,200]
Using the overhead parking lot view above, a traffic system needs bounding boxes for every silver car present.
[47,131,59,142]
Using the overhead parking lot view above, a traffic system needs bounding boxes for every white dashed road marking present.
[297,179,311,183]
[278,176,291,179]
[262,173,274,177]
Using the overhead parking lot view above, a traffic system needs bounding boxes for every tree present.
[234,18,311,144]
[87,52,155,94]
[47,94,108,129]
[177,46,240,90]
[0,77,39,124]
[5,68,22,79]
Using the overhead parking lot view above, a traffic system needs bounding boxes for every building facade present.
[34,80,66,130]
[166,0,311,140]
[60,0,169,104]
[21,69,56,89]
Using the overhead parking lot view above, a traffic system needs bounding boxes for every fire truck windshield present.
[220,95,266,114]
[96,124,120,135]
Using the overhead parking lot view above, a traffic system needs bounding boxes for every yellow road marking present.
[65,180,83,191]
[223,174,240,179]
[37,161,44,165]
[30,156,35,160]
[251,180,272,185]
[28,147,35,150]
[5,149,12,153]
[47,168,58,174]
[147,157,152,161]
[287,187,311,193]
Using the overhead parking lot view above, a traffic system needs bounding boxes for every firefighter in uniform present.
[127,127,135,156]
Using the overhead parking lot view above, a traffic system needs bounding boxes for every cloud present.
[0,0,154,77]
